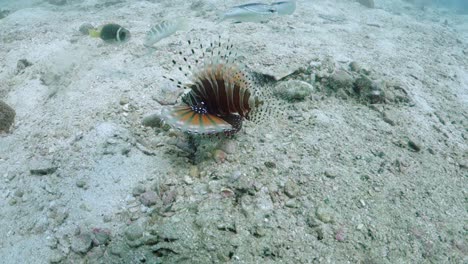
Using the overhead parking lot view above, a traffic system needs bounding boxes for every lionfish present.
[159,38,281,136]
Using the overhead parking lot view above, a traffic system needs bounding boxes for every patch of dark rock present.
[408,140,421,152]
[0,100,15,133]
[0,9,10,19]
[16,59,32,74]
[30,166,58,175]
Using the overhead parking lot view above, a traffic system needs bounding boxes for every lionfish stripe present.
[232,80,242,115]
[217,69,229,115]
[224,77,234,113]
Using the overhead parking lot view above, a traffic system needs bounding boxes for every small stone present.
[8,198,17,205]
[459,160,468,170]
[109,243,125,256]
[218,140,238,154]
[29,159,57,175]
[119,96,129,105]
[0,100,15,133]
[324,170,337,179]
[14,189,24,197]
[316,207,334,223]
[315,227,325,240]
[273,80,313,101]
[264,161,276,168]
[382,114,396,126]
[349,61,361,72]
[408,140,421,152]
[285,199,299,208]
[76,179,87,189]
[356,0,374,8]
[16,59,32,74]
[284,179,299,198]
[103,214,112,223]
[184,175,194,185]
[132,185,146,196]
[189,165,199,178]
[139,191,158,206]
[358,199,366,208]
[125,223,143,241]
[335,228,346,242]
[92,228,111,246]
[141,113,163,128]
[328,70,354,92]
[213,149,227,163]
[229,171,242,182]
[48,250,65,263]
[306,213,321,227]
[71,233,93,254]
[357,223,364,230]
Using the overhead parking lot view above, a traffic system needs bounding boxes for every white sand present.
[0,0,466,263]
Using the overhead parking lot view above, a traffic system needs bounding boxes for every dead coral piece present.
[0,100,15,133]
[273,80,313,101]
[16,59,32,74]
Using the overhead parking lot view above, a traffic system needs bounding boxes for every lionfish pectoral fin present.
[160,106,233,135]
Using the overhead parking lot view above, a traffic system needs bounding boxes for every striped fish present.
[221,3,278,23]
[144,19,187,47]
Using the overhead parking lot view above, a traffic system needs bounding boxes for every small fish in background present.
[88,23,131,43]
[272,0,296,15]
[220,1,296,23]
[144,19,188,48]
[221,3,278,23]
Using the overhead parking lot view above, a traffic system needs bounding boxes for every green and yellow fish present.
[88,23,130,43]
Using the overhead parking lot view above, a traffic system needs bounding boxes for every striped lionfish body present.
[160,39,264,136]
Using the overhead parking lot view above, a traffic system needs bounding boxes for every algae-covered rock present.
[0,100,15,133]
[328,70,354,92]
[273,80,313,101]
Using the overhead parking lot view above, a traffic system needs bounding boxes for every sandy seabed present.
[0,0,467,263]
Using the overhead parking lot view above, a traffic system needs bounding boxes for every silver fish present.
[272,0,296,15]
[221,3,278,23]
[144,19,187,47]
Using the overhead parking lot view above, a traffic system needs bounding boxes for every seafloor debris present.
[0,100,15,133]
[273,80,313,101]
[16,59,32,74]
